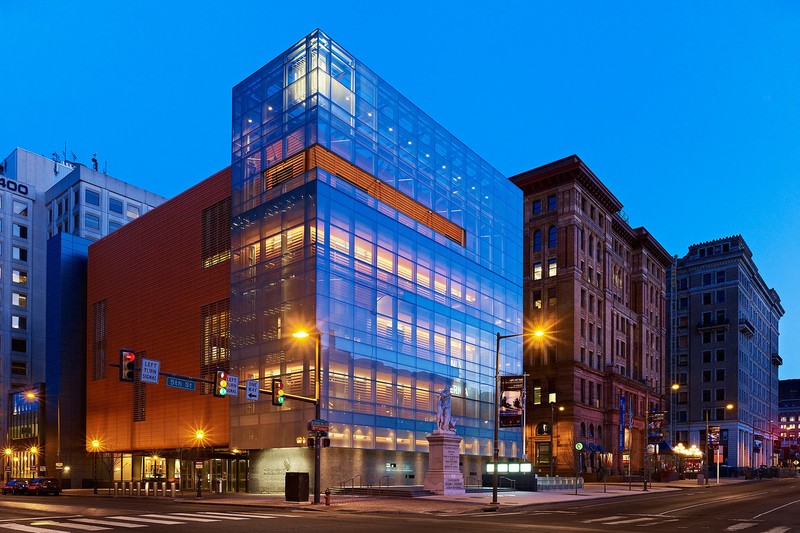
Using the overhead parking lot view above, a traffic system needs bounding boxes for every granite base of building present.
[423,432,465,495]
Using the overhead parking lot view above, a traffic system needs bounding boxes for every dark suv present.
[1,479,28,495]
[25,477,61,495]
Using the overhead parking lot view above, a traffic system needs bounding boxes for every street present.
[0,479,798,532]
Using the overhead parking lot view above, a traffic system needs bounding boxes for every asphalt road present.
[0,479,797,532]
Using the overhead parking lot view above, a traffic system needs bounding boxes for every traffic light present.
[307,437,315,448]
[213,370,228,397]
[119,350,136,382]
[272,378,285,406]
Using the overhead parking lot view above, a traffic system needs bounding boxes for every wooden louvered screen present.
[262,145,465,246]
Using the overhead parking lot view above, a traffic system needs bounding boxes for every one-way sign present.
[245,380,259,401]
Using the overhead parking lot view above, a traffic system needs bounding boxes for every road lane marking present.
[197,512,278,519]
[604,517,657,525]
[751,498,800,519]
[30,522,107,531]
[0,525,69,533]
[637,519,678,527]
[581,516,624,523]
[164,514,223,522]
[762,528,790,533]
[659,494,744,515]
[106,516,185,525]
[70,519,144,529]
[725,524,757,531]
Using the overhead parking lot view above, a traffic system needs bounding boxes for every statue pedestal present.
[423,432,465,495]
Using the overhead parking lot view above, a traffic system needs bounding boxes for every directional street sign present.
[166,376,197,391]
[140,358,160,384]
[227,375,240,397]
[245,380,259,401]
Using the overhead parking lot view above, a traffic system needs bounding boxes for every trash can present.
[285,472,309,502]
[696,474,705,485]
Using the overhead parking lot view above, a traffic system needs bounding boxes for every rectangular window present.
[12,293,27,308]
[716,388,725,401]
[10,361,26,376]
[12,224,27,239]
[200,299,231,390]
[716,369,725,381]
[12,270,27,284]
[109,221,122,232]
[85,213,101,230]
[109,197,124,214]
[533,262,542,280]
[716,271,726,283]
[532,200,541,215]
[702,389,711,402]
[11,316,27,330]
[126,204,141,219]
[703,293,712,305]
[702,370,711,382]
[11,338,26,353]
[12,201,28,217]
[702,331,712,344]
[547,287,557,307]
[702,350,711,363]
[201,197,232,268]
[716,349,725,362]
[716,290,726,303]
[532,290,542,309]
[548,258,557,277]
[547,194,557,211]
[12,247,27,262]
[85,189,100,206]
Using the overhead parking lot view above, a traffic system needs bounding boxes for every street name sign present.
[166,377,197,391]
[140,358,160,384]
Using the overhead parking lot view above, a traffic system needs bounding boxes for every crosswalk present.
[0,511,297,532]
[579,515,792,532]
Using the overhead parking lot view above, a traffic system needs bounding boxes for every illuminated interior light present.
[268,106,273,111]
[441,165,446,169]
[407,141,412,145]
[388,127,393,132]
[425,153,430,158]
[367,112,373,117]
[247,119,252,123]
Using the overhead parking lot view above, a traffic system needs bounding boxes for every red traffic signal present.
[119,350,136,381]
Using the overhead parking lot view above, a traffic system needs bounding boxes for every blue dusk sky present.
[3,2,799,375]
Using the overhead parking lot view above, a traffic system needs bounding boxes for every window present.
[85,189,100,206]
[12,293,26,308]
[702,389,711,402]
[533,230,542,251]
[716,388,725,401]
[716,349,725,362]
[716,330,725,342]
[548,259,557,277]
[716,271,726,283]
[547,287,557,307]
[532,200,541,215]
[679,279,688,290]
[716,290,725,303]
[85,213,101,230]
[702,331,712,344]
[109,221,122,232]
[11,338,26,353]
[533,290,542,309]
[11,361,26,376]
[202,197,232,268]
[109,197,124,214]
[127,204,141,219]
[11,316,26,330]
[547,194,557,211]
[702,370,711,382]
[679,298,688,309]
[533,262,542,280]
[548,226,557,248]
[12,201,28,217]
[716,369,725,381]
[12,270,27,284]
[702,350,711,363]
[12,247,27,262]
[703,293,712,305]
[12,224,27,239]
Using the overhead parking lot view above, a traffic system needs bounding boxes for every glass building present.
[229,30,523,487]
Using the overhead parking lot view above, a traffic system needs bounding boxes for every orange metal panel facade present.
[86,168,232,452]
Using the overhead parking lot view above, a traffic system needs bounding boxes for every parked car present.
[25,477,61,495]
[1,479,28,495]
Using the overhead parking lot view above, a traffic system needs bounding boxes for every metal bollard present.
[170,482,176,498]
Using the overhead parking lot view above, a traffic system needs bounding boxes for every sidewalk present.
[66,478,748,515]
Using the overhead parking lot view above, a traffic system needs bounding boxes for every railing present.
[368,475,390,495]
[499,477,516,491]
[536,476,584,491]
[465,476,482,487]
[339,474,363,490]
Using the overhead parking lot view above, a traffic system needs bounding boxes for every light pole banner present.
[500,375,524,428]
[619,396,626,451]
[648,411,666,443]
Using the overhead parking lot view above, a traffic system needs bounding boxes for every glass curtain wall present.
[230,30,523,457]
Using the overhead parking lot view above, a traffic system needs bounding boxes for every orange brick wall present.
[86,168,231,452]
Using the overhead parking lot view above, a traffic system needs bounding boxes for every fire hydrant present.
[324,488,331,506]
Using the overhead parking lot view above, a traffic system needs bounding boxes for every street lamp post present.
[293,330,322,505]
[91,440,99,494]
[493,330,543,507]
[549,399,563,477]
[4,448,11,483]
[194,429,206,498]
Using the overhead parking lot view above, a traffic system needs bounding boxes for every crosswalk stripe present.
[0,524,69,533]
[726,524,757,531]
[197,512,274,519]
[605,517,657,525]
[164,514,223,522]
[106,516,185,525]
[70,519,145,529]
[637,519,678,527]
[30,522,108,531]
[582,516,624,523]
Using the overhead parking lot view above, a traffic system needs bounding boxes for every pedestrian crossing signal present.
[119,350,136,382]
[272,378,285,406]
[214,370,228,397]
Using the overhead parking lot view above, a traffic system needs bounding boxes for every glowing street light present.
[292,329,323,505]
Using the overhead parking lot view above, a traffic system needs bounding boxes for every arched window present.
[580,422,586,437]
[548,226,557,248]
[597,425,603,441]
[533,230,542,252]
[589,424,595,438]
[536,422,552,436]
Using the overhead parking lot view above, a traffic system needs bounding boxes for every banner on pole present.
[499,375,525,428]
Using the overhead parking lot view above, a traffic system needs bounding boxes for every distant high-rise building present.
[777,379,800,468]
[668,235,783,469]
[511,155,671,476]
[0,147,165,482]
